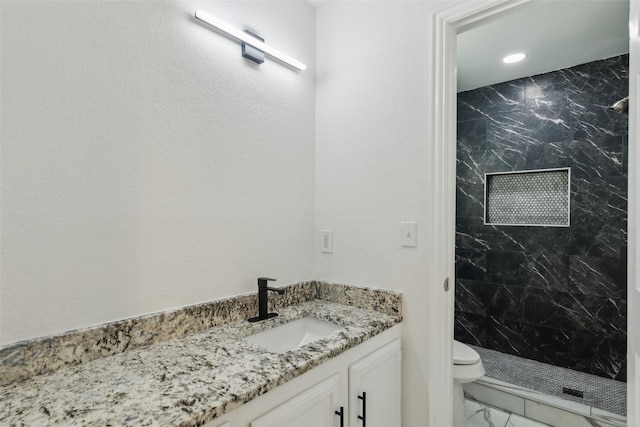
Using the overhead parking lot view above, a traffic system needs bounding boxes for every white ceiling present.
[457,0,629,92]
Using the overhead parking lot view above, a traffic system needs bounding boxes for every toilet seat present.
[453,340,480,365]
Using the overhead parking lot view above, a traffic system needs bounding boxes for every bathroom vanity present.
[0,281,402,427]
[209,325,401,427]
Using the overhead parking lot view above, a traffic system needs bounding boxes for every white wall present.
[315,1,455,425]
[2,0,461,425]
[0,0,316,345]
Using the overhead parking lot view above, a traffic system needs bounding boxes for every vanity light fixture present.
[502,53,527,64]
[194,9,306,71]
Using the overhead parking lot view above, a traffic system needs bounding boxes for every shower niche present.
[484,167,571,227]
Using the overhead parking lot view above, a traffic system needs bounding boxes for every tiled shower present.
[454,54,628,414]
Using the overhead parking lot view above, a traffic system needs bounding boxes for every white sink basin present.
[243,317,342,354]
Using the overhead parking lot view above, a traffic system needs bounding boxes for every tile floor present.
[466,399,550,427]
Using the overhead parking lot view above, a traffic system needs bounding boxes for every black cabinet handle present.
[358,392,366,426]
[335,406,344,427]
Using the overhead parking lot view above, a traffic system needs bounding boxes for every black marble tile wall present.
[454,55,628,381]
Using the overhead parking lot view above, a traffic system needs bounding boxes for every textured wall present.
[454,55,628,381]
[0,1,316,345]
[315,1,454,424]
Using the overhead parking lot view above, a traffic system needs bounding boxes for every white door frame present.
[627,1,639,426]
[431,1,637,426]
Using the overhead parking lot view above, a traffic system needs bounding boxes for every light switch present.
[401,222,417,247]
[321,230,333,253]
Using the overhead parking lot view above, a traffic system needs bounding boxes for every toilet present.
[453,340,485,427]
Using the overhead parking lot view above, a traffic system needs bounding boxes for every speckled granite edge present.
[0,281,317,386]
[317,281,403,318]
[0,280,401,387]
[0,300,401,427]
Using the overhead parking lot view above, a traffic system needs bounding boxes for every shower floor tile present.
[470,345,626,417]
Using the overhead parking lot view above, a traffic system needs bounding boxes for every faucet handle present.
[257,277,277,288]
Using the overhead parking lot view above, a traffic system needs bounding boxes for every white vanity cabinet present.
[250,374,342,427]
[202,410,238,427]
[207,422,233,427]
[348,339,402,427]
[235,325,402,427]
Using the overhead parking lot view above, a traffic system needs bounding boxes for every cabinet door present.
[250,374,342,427]
[348,339,401,427]
[202,409,238,427]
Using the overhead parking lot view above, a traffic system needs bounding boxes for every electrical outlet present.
[321,230,333,253]
[401,222,417,247]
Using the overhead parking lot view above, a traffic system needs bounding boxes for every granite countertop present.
[0,290,401,427]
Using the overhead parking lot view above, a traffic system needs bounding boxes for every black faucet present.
[248,277,284,322]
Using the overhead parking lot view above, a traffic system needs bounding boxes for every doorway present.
[431,1,638,426]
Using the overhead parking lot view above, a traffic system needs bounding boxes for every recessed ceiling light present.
[502,53,527,64]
